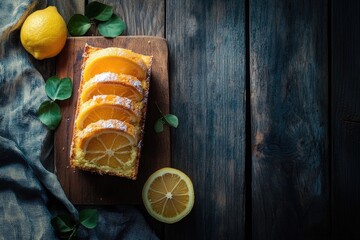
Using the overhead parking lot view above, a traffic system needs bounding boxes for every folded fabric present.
[0,0,158,239]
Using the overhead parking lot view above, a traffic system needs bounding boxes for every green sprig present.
[67,1,126,38]
[37,76,72,130]
[51,209,99,240]
[154,102,179,133]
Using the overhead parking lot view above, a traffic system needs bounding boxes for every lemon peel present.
[20,6,67,60]
[142,167,195,223]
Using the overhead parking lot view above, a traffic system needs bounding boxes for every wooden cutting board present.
[54,36,170,205]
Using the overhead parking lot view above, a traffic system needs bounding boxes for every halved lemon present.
[75,95,141,130]
[72,119,138,178]
[81,72,144,103]
[142,167,195,224]
[82,46,152,82]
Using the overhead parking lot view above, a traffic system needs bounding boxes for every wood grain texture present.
[49,0,85,23]
[54,36,170,205]
[166,0,246,239]
[89,0,164,36]
[250,0,329,239]
[331,0,360,239]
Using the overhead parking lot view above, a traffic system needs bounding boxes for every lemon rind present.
[142,168,195,223]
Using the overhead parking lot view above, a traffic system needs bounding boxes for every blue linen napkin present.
[0,1,158,239]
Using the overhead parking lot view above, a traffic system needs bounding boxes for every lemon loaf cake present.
[70,44,152,180]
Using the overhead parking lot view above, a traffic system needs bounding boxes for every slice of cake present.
[70,44,152,180]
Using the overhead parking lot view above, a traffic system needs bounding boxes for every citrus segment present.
[81,72,143,103]
[142,167,195,224]
[75,95,141,130]
[84,133,134,167]
[82,47,152,81]
[72,119,139,178]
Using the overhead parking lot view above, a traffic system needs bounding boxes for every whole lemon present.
[20,6,67,60]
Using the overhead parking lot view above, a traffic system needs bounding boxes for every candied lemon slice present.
[75,95,142,130]
[81,72,144,103]
[82,46,152,82]
[72,119,138,178]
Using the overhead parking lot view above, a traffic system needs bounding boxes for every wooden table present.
[41,0,360,239]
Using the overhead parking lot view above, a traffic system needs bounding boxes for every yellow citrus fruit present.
[20,6,67,60]
[142,167,195,224]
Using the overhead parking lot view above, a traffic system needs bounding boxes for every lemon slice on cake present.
[75,95,142,130]
[81,72,144,103]
[82,46,152,82]
[72,119,139,178]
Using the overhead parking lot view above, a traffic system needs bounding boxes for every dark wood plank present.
[250,1,329,239]
[54,36,170,205]
[89,0,164,36]
[49,0,84,23]
[166,0,246,239]
[331,1,360,239]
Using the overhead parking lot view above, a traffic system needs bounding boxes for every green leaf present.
[85,1,113,21]
[98,14,126,38]
[67,14,91,36]
[45,76,72,101]
[154,118,165,133]
[37,100,62,130]
[163,114,179,128]
[79,209,99,229]
[51,215,75,233]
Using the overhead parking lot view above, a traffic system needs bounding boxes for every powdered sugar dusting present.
[91,95,132,108]
[81,119,129,135]
[92,95,107,101]
[114,96,132,108]
[129,79,143,93]
[90,72,118,82]
[101,119,127,131]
